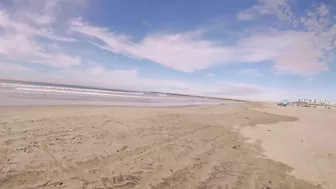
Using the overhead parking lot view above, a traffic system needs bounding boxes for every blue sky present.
[0,0,335,102]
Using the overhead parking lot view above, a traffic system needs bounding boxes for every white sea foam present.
[0,81,230,106]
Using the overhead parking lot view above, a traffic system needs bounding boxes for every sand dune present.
[0,104,329,189]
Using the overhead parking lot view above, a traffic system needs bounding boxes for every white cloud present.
[237,4,272,21]
[202,80,287,100]
[238,31,330,76]
[0,2,81,68]
[70,19,231,72]
[237,0,293,22]
[206,73,215,78]
[237,11,257,21]
[237,11,256,20]
[141,20,152,28]
[0,61,30,72]
[70,15,334,76]
[239,68,264,76]
[0,8,74,41]
[0,32,81,68]
[44,53,82,68]
[69,19,230,72]
[237,1,336,67]
[260,0,294,21]
[215,80,266,95]
[7,0,88,25]
[25,13,55,25]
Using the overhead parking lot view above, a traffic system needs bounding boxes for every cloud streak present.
[0,1,83,68]
[239,68,265,77]
[237,0,294,22]
[70,11,335,76]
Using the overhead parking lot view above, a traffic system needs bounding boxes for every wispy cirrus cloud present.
[0,61,30,72]
[70,7,335,77]
[237,1,335,76]
[141,20,153,28]
[0,0,83,68]
[206,73,216,78]
[70,19,229,72]
[239,68,265,77]
[237,0,294,22]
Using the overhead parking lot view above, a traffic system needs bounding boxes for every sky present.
[0,0,335,102]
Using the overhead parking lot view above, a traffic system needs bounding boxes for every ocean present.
[0,80,235,106]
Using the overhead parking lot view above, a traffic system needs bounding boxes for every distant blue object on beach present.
[278,99,288,106]
[282,100,288,105]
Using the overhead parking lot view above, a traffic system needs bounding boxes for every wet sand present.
[0,104,330,189]
[242,104,336,189]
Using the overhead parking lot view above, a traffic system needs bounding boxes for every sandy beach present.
[0,103,334,189]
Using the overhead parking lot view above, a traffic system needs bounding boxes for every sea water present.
[0,80,234,106]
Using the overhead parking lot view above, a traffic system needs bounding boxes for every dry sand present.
[0,103,332,189]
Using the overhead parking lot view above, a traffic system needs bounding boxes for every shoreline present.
[0,80,246,108]
[0,96,233,107]
[0,102,242,109]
